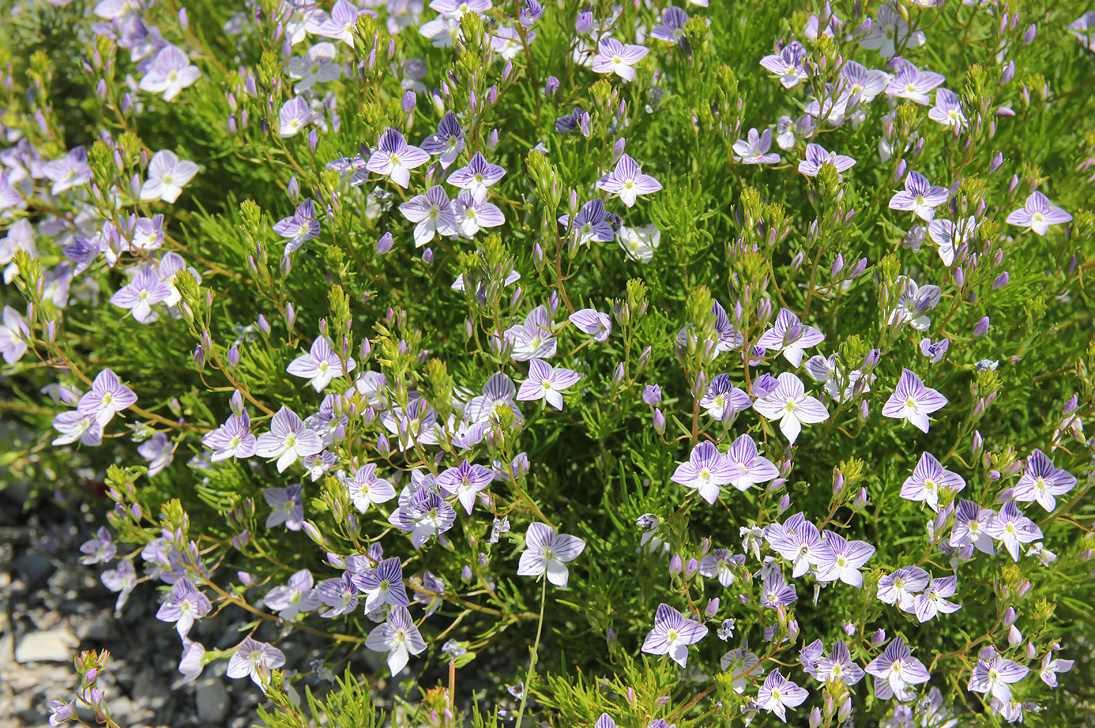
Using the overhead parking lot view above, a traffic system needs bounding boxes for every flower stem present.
[513,577,547,728]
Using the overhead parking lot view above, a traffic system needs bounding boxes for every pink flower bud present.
[669,554,683,575]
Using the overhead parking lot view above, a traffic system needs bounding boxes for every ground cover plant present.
[2,0,1095,725]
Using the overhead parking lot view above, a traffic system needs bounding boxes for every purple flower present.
[42,146,92,195]
[317,573,358,617]
[80,527,116,565]
[314,0,360,45]
[1040,650,1075,687]
[733,128,781,164]
[760,41,810,88]
[700,374,752,422]
[968,652,1029,706]
[388,485,457,548]
[865,635,930,701]
[437,460,493,514]
[641,603,708,667]
[139,150,198,203]
[651,7,689,47]
[877,566,930,610]
[756,309,824,366]
[77,369,137,427]
[101,559,136,612]
[900,452,965,511]
[264,483,305,531]
[110,266,172,323]
[504,305,556,361]
[51,411,103,447]
[255,407,323,471]
[861,4,926,58]
[753,372,829,444]
[420,111,465,168]
[985,501,1042,561]
[287,42,341,91]
[591,39,649,82]
[596,154,662,208]
[352,557,410,612]
[139,432,174,477]
[558,198,615,248]
[815,532,876,587]
[767,513,824,578]
[949,500,996,555]
[365,606,426,675]
[912,576,961,623]
[447,152,506,196]
[887,276,942,331]
[1012,449,1076,512]
[1005,191,1072,236]
[345,463,396,512]
[155,578,212,637]
[226,637,285,689]
[919,337,950,364]
[287,336,354,392]
[671,441,734,505]
[274,198,321,257]
[139,44,201,101]
[886,61,945,105]
[881,369,947,433]
[517,522,586,588]
[757,669,809,723]
[452,189,505,237]
[927,215,977,267]
[48,700,76,727]
[698,549,744,587]
[0,305,29,364]
[278,96,314,138]
[264,569,321,620]
[202,414,256,462]
[569,308,612,342]
[798,143,856,179]
[816,641,865,686]
[889,171,949,221]
[760,569,798,608]
[465,372,524,426]
[517,359,581,410]
[723,434,778,491]
[929,88,967,128]
[366,128,430,188]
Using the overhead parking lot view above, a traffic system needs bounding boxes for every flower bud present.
[653,407,665,434]
[1023,23,1037,44]
[852,487,868,512]
[544,76,560,96]
[575,11,593,35]
[684,558,699,578]
[376,232,394,254]
[992,272,1009,289]
[643,384,662,406]
[973,316,990,337]
[669,554,683,576]
[872,628,887,645]
[705,598,719,617]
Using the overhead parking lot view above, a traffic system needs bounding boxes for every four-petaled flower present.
[889,171,949,221]
[798,143,856,179]
[1012,449,1076,512]
[968,651,1029,706]
[365,606,426,676]
[865,635,930,702]
[366,128,430,188]
[596,154,662,207]
[756,309,825,366]
[900,451,965,512]
[882,368,947,433]
[286,336,354,392]
[1006,191,1072,236]
[641,603,708,667]
[517,522,586,588]
[672,441,735,505]
[517,359,581,410]
[140,150,198,204]
[77,369,137,427]
[226,637,286,689]
[255,407,323,472]
[753,372,829,444]
[757,669,809,723]
[591,39,649,81]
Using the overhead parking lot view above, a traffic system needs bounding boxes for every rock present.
[133,670,171,712]
[195,676,230,724]
[0,631,14,667]
[75,614,118,642]
[13,553,54,586]
[14,627,78,663]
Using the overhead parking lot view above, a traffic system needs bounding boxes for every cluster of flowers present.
[2,0,1092,726]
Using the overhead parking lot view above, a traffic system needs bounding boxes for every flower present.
[753,372,829,444]
[366,128,430,188]
[274,198,321,256]
[949,500,996,555]
[42,147,92,195]
[926,215,976,266]
[345,463,397,512]
[503,305,556,361]
[366,606,427,675]
[699,549,744,587]
[865,635,930,701]
[671,441,734,505]
[80,527,116,565]
[255,407,323,472]
[437,460,493,514]
[420,111,465,168]
[816,641,865,686]
[968,651,1029,706]
[1005,191,1072,236]
[757,669,809,723]
[264,484,305,531]
[569,308,612,341]
[387,485,457,548]
[109,266,172,323]
[798,143,856,179]
[139,44,201,101]
[984,501,1042,561]
[900,452,965,511]
[447,152,506,196]
[760,41,810,88]
[929,88,967,129]
[814,532,876,587]
[700,374,753,422]
[733,128,781,164]
[756,309,824,366]
[877,566,930,610]
[226,637,286,689]
[517,522,586,588]
[597,154,662,207]
[313,0,360,45]
[155,578,212,637]
[617,223,661,262]
[885,61,945,105]
[278,96,314,138]
[452,189,505,237]
[287,42,342,91]
[881,369,947,433]
[139,150,198,203]
[0,305,29,364]
[286,336,354,392]
[911,576,961,622]
[860,3,926,58]
[1012,449,1076,512]
[353,557,410,612]
[263,569,321,620]
[723,434,779,491]
[591,39,649,81]
[517,359,581,410]
[77,369,137,427]
[558,198,615,248]
[889,171,949,221]
[1039,650,1075,687]
[641,603,708,667]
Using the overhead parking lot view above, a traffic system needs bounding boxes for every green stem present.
[513,577,547,728]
